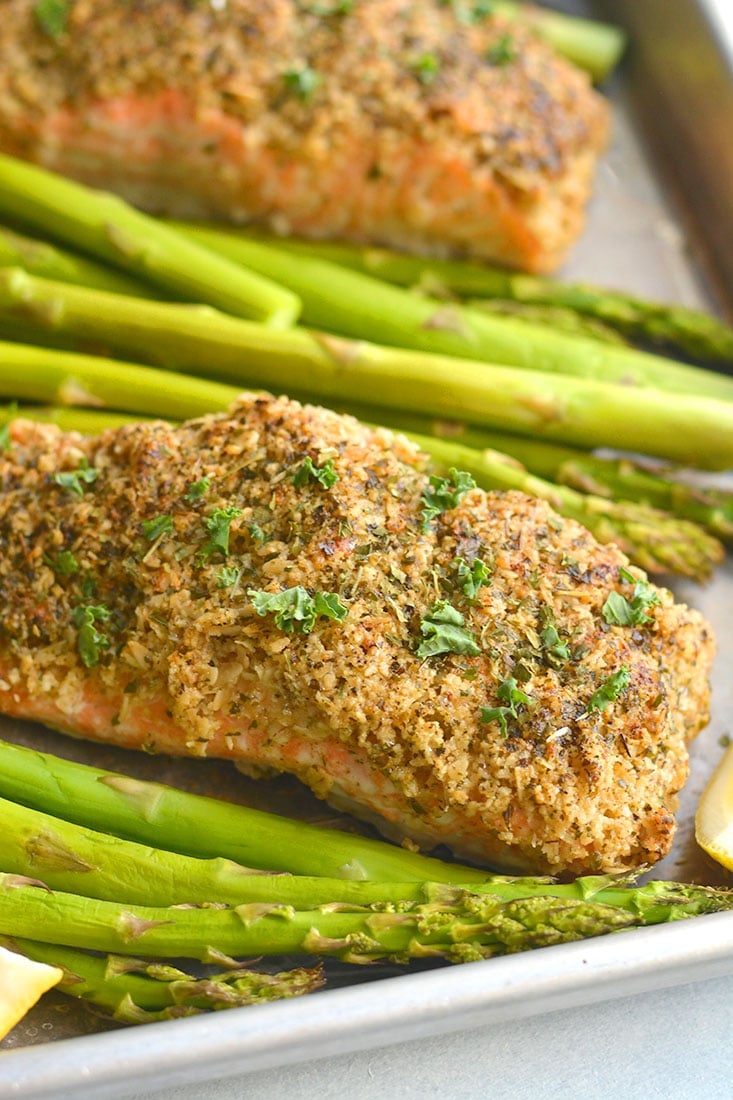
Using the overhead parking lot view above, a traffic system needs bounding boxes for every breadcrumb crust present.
[0,395,714,873]
[0,0,609,271]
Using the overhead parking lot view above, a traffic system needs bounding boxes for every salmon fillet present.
[0,396,714,875]
[0,0,609,273]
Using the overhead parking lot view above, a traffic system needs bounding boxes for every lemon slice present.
[0,945,63,1040]
[696,744,733,871]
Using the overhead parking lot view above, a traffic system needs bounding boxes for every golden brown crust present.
[0,1,609,270]
[0,396,714,874]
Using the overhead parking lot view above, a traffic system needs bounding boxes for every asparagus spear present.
[447,429,733,543]
[1,225,626,348]
[168,226,733,399]
[467,299,628,345]
[227,231,733,366]
[3,791,730,929]
[0,154,301,327]
[4,281,733,469]
[0,873,670,964]
[0,224,155,298]
[0,936,322,1022]
[0,403,150,434]
[2,871,731,964]
[404,431,724,580]
[0,740,488,884]
[0,341,239,420]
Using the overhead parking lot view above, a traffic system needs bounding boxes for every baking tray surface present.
[1,2,732,1095]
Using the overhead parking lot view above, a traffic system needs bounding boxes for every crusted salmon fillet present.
[0,396,714,875]
[0,0,609,273]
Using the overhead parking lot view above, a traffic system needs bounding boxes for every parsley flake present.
[304,0,353,13]
[420,468,476,530]
[416,601,480,659]
[141,514,174,542]
[480,677,534,737]
[602,568,661,627]
[72,604,111,669]
[215,566,241,589]
[486,32,516,66]
[248,521,269,544]
[34,0,69,39]
[248,586,348,634]
[45,549,79,576]
[439,0,494,22]
[293,456,338,490]
[284,66,321,100]
[540,623,570,666]
[186,477,211,502]
[411,53,441,84]
[53,457,98,498]
[198,506,242,561]
[587,666,631,714]
[455,556,491,600]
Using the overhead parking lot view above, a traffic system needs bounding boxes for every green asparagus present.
[0,873,675,964]
[3,791,731,930]
[0,403,150,434]
[0,341,239,420]
[168,226,733,398]
[0,154,301,327]
[441,428,733,543]
[0,740,487,883]
[1,869,731,965]
[0,224,155,297]
[4,280,733,468]
[467,299,628,345]
[0,936,322,1022]
[231,231,733,366]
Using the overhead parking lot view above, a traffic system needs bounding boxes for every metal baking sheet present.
[1,1,732,1095]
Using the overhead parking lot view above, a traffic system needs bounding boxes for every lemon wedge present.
[0,945,63,1040]
[696,744,733,871]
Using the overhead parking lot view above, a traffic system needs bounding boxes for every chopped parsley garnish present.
[602,568,661,627]
[486,32,516,66]
[480,677,534,737]
[304,0,353,13]
[587,665,631,714]
[284,66,321,101]
[438,0,494,22]
[468,1,494,20]
[186,477,211,502]
[293,456,338,489]
[420,468,477,530]
[540,623,570,666]
[72,604,111,669]
[411,53,441,84]
[215,566,241,589]
[198,506,242,561]
[52,457,98,498]
[248,586,348,635]
[45,549,79,576]
[455,556,491,600]
[416,601,480,659]
[248,521,269,544]
[141,514,174,542]
[33,0,69,39]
